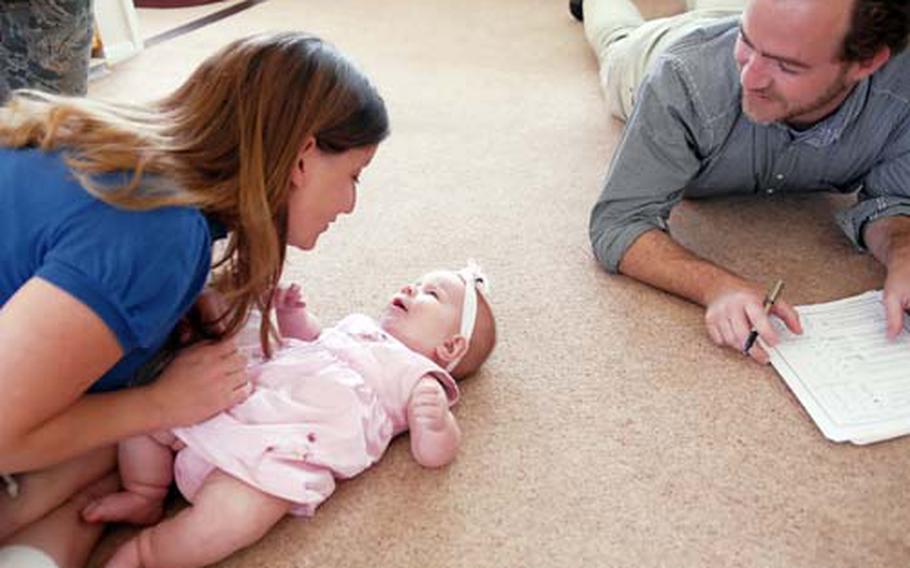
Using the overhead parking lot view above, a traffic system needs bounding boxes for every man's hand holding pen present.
[743,279,785,354]
[704,278,803,365]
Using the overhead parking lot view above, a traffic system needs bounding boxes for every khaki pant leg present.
[588,7,743,120]
[583,0,645,57]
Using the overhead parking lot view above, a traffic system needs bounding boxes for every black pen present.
[743,279,785,354]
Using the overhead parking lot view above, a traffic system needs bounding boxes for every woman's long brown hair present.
[0,32,389,356]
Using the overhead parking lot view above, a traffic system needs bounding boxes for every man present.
[581,0,910,363]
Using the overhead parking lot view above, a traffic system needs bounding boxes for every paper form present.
[767,290,910,444]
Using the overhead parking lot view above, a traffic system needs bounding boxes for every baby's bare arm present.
[407,376,462,468]
[274,284,322,341]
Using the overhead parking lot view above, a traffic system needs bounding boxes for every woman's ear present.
[435,335,468,368]
[290,136,317,190]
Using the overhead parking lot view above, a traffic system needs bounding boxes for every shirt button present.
[766,188,775,195]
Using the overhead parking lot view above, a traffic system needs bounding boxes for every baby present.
[83,263,496,568]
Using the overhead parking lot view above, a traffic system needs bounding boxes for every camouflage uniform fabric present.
[0,0,94,102]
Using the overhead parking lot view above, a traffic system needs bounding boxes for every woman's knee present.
[0,447,116,540]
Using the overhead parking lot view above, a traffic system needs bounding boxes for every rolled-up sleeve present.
[836,123,910,249]
[589,56,706,273]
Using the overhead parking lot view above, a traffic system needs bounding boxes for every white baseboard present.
[93,0,144,65]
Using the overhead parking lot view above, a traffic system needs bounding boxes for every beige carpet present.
[88,1,910,566]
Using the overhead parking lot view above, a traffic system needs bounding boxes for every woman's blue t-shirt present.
[0,147,213,392]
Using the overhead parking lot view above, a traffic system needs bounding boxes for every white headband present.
[446,259,490,372]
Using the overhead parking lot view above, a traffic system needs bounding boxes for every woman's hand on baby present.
[274,283,321,341]
[147,338,254,428]
[409,378,450,432]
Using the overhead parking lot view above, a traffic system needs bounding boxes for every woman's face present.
[286,141,378,250]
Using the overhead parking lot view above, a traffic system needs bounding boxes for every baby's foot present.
[81,491,163,526]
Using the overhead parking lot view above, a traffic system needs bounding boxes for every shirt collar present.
[774,78,869,148]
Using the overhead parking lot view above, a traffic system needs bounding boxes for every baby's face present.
[378,270,465,360]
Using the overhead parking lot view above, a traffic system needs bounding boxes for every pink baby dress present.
[172,314,459,516]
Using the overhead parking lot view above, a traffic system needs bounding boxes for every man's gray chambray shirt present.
[589,17,910,273]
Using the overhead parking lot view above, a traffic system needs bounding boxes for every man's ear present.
[435,335,468,368]
[848,46,891,82]
[290,136,317,190]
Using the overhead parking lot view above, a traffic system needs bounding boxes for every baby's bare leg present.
[105,470,292,568]
[82,433,176,525]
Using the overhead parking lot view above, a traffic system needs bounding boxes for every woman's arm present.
[0,278,251,472]
[406,376,461,468]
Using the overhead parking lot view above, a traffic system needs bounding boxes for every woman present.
[0,31,388,568]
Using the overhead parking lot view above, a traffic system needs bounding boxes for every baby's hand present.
[274,283,321,341]
[407,377,461,467]
[409,378,450,432]
[273,283,306,312]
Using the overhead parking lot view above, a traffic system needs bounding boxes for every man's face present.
[734,0,858,126]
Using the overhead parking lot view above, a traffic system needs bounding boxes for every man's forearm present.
[862,216,910,336]
[618,229,752,306]
[864,216,910,270]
